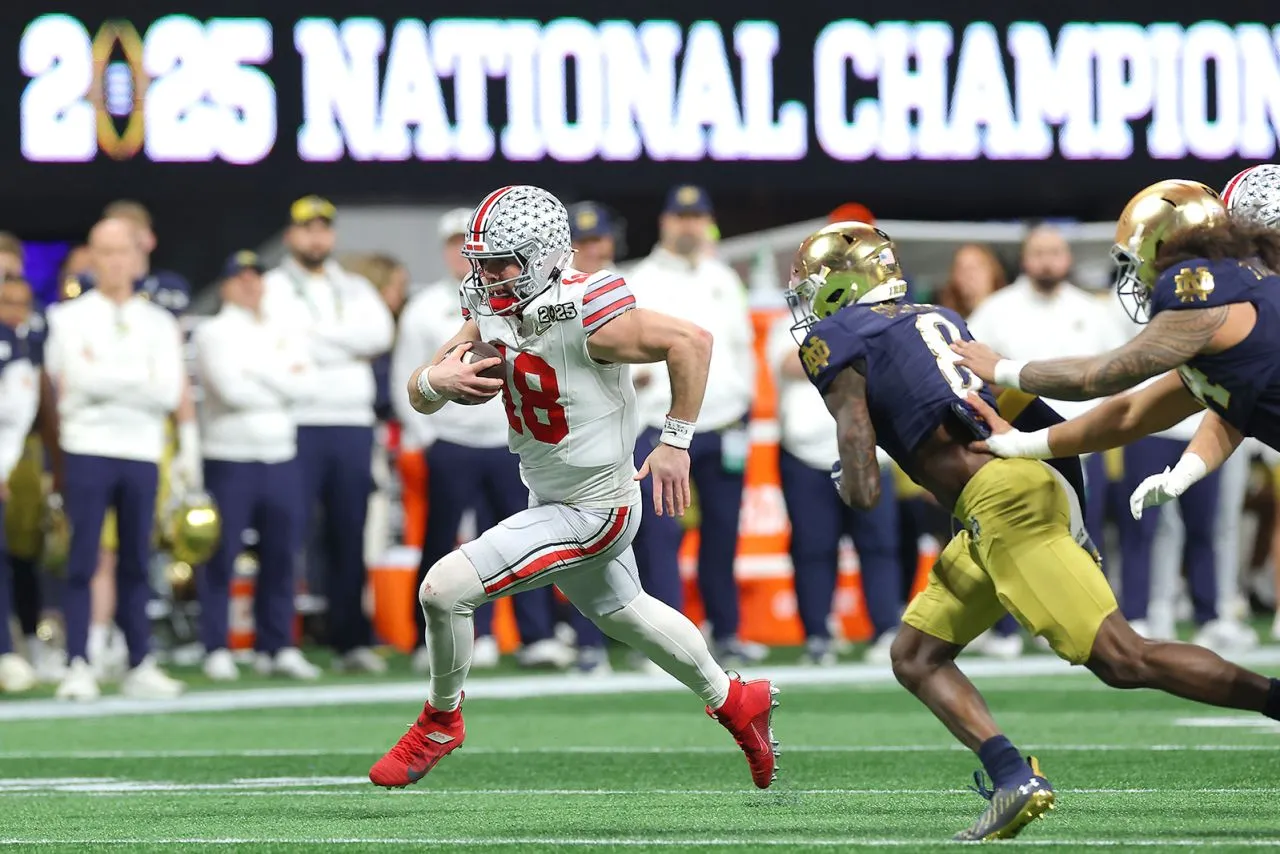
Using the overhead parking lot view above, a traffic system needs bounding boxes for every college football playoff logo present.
[90,20,148,161]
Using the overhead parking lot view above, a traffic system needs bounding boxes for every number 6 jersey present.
[800,301,999,466]
[467,267,641,509]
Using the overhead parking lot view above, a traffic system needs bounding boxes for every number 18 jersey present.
[801,301,997,466]
[469,267,641,508]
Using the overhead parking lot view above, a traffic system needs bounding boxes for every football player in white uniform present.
[370,185,779,790]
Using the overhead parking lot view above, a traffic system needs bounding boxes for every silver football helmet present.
[1222,164,1280,230]
[460,185,573,317]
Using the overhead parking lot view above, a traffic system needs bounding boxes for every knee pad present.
[419,550,484,615]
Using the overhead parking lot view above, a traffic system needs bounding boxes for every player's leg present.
[557,544,779,789]
[894,533,1009,753]
[371,502,638,788]
[479,446,563,665]
[416,441,473,659]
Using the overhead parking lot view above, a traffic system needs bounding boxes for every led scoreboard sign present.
[18,14,1280,167]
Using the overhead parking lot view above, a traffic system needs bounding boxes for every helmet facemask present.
[785,273,822,345]
[1111,242,1152,324]
[459,185,574,321]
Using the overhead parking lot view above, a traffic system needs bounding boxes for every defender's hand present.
[963,393,1012,453]
[1129,469,1182,520]
[429,343,504,402]
[951,340,1004,384]
[635,443,691,517]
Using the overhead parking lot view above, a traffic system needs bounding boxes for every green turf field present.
[3,653,1280,852]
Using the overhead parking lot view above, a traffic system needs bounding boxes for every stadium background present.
[6,3,1280,651]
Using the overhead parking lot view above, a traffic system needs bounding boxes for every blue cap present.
[222,250,266,279]
[568,202,615,241]
[663,184,713,216]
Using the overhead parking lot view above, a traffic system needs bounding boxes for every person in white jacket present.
[261,196,395,673]
[195,251,321,682]
[43,218,186,701]
[626,185,758,665]
[0,302,40,693]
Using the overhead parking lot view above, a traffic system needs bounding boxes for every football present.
[447,341,506,405]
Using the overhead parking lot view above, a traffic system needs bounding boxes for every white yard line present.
[4,648,1280,722]
[2,838,1279,848]
[2,743,1278,760]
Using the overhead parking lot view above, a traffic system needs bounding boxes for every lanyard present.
[285,262,343,322]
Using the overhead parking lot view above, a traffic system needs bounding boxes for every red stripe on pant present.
[485,506,630,595]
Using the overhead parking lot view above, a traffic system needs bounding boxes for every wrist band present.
[416,366,443,403]
[993,359,1027,391]
[660,415,695,450]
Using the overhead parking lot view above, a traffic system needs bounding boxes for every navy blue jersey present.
[803,302,996,464]
[77,269,192,317]
[1149,257,1280,450]
[803,302,1088,512]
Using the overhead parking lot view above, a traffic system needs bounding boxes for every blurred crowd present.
[1,184,1277,701]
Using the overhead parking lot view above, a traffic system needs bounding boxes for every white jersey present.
[468,267,639,509]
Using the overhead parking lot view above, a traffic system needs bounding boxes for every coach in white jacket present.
[44,218,185,701]
[626,185,757,664]
[262,197,395,673]
[195,251,321,682]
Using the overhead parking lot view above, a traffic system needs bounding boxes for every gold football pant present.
[902,458,1117,664]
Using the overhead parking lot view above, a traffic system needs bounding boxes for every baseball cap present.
[290,195,336,225]
[828,202,876,225]
[222,250,266,279]
[568,202,615,241]
[438,207,474,241]
[663,184,713,216]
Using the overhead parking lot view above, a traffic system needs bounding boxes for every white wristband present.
[660,415,695,450]
[986,427,1053,460]
[993,359,1027,391]
[1167,452,1209,495]
[416,366,443,403]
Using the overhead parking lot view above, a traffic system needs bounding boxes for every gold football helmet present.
[40,492,70,578]
[1113,180,1228,322]
[785,222,907,343]
[161,490,221,566]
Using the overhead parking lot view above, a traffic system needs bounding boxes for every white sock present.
[596,592,731,708]
[419,550,488,713]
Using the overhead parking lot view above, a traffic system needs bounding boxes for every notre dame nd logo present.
[1173,267,1215,303]
[800,335,830,377]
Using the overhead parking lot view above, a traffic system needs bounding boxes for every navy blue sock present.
[1264,679,1280,721]
[977,735,1030,789]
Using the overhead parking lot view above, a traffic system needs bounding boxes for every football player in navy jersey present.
[955,179,1280,519]
[788,221,1280,842]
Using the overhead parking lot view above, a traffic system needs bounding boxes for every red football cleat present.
[706,675,780,788]
[369,698,466,788]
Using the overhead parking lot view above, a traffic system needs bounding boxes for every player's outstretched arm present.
[585,308,712,423]
[588,309,713,517]
[1129,410,1243,519]
[405,321,499,416]
[967,371,1203,459]
[823,367,881,510]
[952,306,1228,401]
